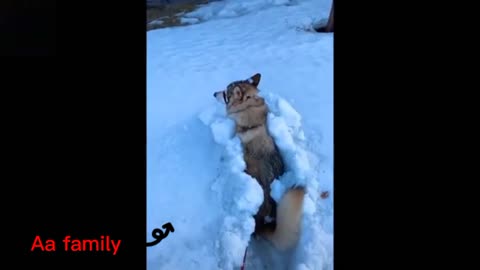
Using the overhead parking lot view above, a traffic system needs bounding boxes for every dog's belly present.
[244,146,285,234]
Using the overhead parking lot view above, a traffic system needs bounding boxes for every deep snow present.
[147,0,333,269]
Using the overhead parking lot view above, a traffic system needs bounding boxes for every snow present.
[147,0,333,269]
[149,19,164,27]
[180,17,200,25]
[182,0,294,22]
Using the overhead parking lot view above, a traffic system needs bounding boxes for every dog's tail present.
[265,186,305,250]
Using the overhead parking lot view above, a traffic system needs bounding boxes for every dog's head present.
[213,73,264,114]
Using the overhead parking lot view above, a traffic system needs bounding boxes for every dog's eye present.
[246,96,251,100]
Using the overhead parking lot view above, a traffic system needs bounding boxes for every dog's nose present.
[213,93,216,97]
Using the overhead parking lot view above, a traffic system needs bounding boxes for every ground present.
[147,1,333,269]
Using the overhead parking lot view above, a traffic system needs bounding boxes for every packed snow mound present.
[147,0,333,269]
[198,93,332,270]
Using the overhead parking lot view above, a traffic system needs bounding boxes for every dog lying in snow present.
[213,73,305,250]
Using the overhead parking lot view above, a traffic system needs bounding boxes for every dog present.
[213,73,305,250]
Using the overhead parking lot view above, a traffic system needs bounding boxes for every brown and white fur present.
[213,73,305,251]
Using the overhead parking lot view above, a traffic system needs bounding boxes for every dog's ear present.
[247,73,261,87]
[213,91,227,104]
